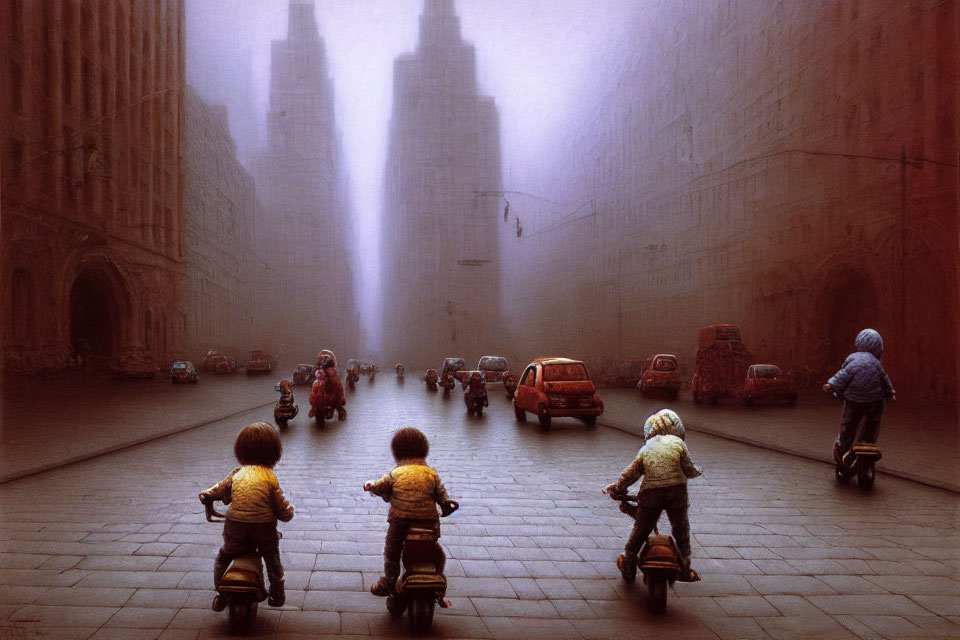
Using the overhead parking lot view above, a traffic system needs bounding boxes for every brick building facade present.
[1,1,187,374]
[500,0,958,407]
[379,0,502,368]
[252,0,358,362]
[183,87,267,359]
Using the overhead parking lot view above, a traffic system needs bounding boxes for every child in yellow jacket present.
[364,427,456,596]
[200,422,294,609]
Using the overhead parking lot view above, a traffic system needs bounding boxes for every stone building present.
[501,0,958,407]
[184,87,267,359]
[253,0,358,362]
[1,1,187,374]
[379,0,502,368]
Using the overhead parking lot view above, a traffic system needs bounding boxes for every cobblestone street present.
[0,378,958,639]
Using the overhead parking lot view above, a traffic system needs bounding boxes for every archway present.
[68,265,129,369]
[819,270,879,370]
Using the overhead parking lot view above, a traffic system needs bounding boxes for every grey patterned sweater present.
[613,435,702,493]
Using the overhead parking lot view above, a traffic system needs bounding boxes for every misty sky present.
[186,0,639,335]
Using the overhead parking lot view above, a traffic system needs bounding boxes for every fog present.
[186,0,639,350]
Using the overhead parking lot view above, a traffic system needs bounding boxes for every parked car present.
[292,363,316,385]
[116,346,156,379]
[692,324,753,404]
[246,350,276,374]
[616,356,648,388]
[513,357,603,430]
[170,360,199,384]
[738,364,797,406]
[202,350,237,374]
[477,356,509,383]
[638,354,682,399]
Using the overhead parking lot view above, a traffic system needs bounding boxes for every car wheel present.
[537,406,551,431]
[514,405,526,422]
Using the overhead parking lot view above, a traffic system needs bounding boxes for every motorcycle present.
[502,373,518,400]
[383,502,459,633]
[604,488,685,614]
[346,368,359,390]
[273,381,298,429]
[423,369,439,391]
[396,363,405,379]
[309,371,346,427]
[462,372,488,416]
[439,375,456,398]
[200,494,271,634]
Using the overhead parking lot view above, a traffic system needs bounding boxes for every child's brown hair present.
[234,421,283,467]
[391,427,429,461]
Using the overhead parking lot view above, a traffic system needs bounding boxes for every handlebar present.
[199,493,227,522]
[441,500,459,517]
[601,487,638,504]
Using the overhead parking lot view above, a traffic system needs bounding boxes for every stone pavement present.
[0,379,957,639]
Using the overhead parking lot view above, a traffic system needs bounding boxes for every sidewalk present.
[0,369,279,483]
[597,387,960,493]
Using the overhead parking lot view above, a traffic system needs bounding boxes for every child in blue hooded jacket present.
[823,328,896,465]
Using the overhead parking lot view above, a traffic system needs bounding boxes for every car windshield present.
[653,358,677,371]
[753,366,781,378]
[172,363,186,370]
[542,363,588,381]
[480,357,508,371]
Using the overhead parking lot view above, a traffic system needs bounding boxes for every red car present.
[738,364,797,406]
[637,354,681,399]
[246,350,276,374]
[513,358,603,430]
[202,350,237,374]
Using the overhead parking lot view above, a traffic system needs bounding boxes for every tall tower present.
[254,0,358,359]
[380,0,502,367]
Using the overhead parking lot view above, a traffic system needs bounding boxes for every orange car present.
[513,358,603,430]
[638,354,682,399]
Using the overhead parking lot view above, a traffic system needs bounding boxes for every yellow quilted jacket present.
[368,458,450,521]
[204,465,294,524]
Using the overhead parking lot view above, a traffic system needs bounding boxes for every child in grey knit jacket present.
[823,328,896,465]
[604,409,702,583]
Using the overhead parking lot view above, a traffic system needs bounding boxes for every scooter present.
[440,375,455,398]
[396,363,405,379]
[200,494,270,634]
[604,489,685,614]
[503,373,518,400]
[309,374,346,427]
[384,501,459,633]
[346,369,359,389]
[464,391,488,416]
[834,442,882,490]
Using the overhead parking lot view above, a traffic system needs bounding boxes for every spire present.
[288,0,318,42]
[418,0,461,47]
[424,0,455,15]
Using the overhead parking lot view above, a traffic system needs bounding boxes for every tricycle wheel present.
[647,577,667,614]
[856,458,875,491]
[228,599,255,634]
[408,593,435,633]
[514,405,526,422]
[835,465,852,483]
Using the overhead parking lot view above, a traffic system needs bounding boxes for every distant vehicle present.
[292,364,316,385]
[477,356,509,383]
[170,360,199,384]
[738,364,796,406]
[513,357,603,430]
[202,350,237,374]
[116,346,156,379]
[692,324,753,404]
[616,356,648,388]
[637,354,681,399]
[246,350,276,374]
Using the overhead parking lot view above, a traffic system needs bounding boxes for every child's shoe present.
[268,580,285,607]
[617,553,636,583]
[676,565,701,583]
[212,594,226,612]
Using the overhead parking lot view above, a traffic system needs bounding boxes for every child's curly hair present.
[391,427,429,461]
[234,421,283,467]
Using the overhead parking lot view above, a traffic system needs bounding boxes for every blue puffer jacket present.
[828,329,895,403]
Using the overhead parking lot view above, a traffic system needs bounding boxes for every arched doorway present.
[68,265,129,369]
[819,270,879,370]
